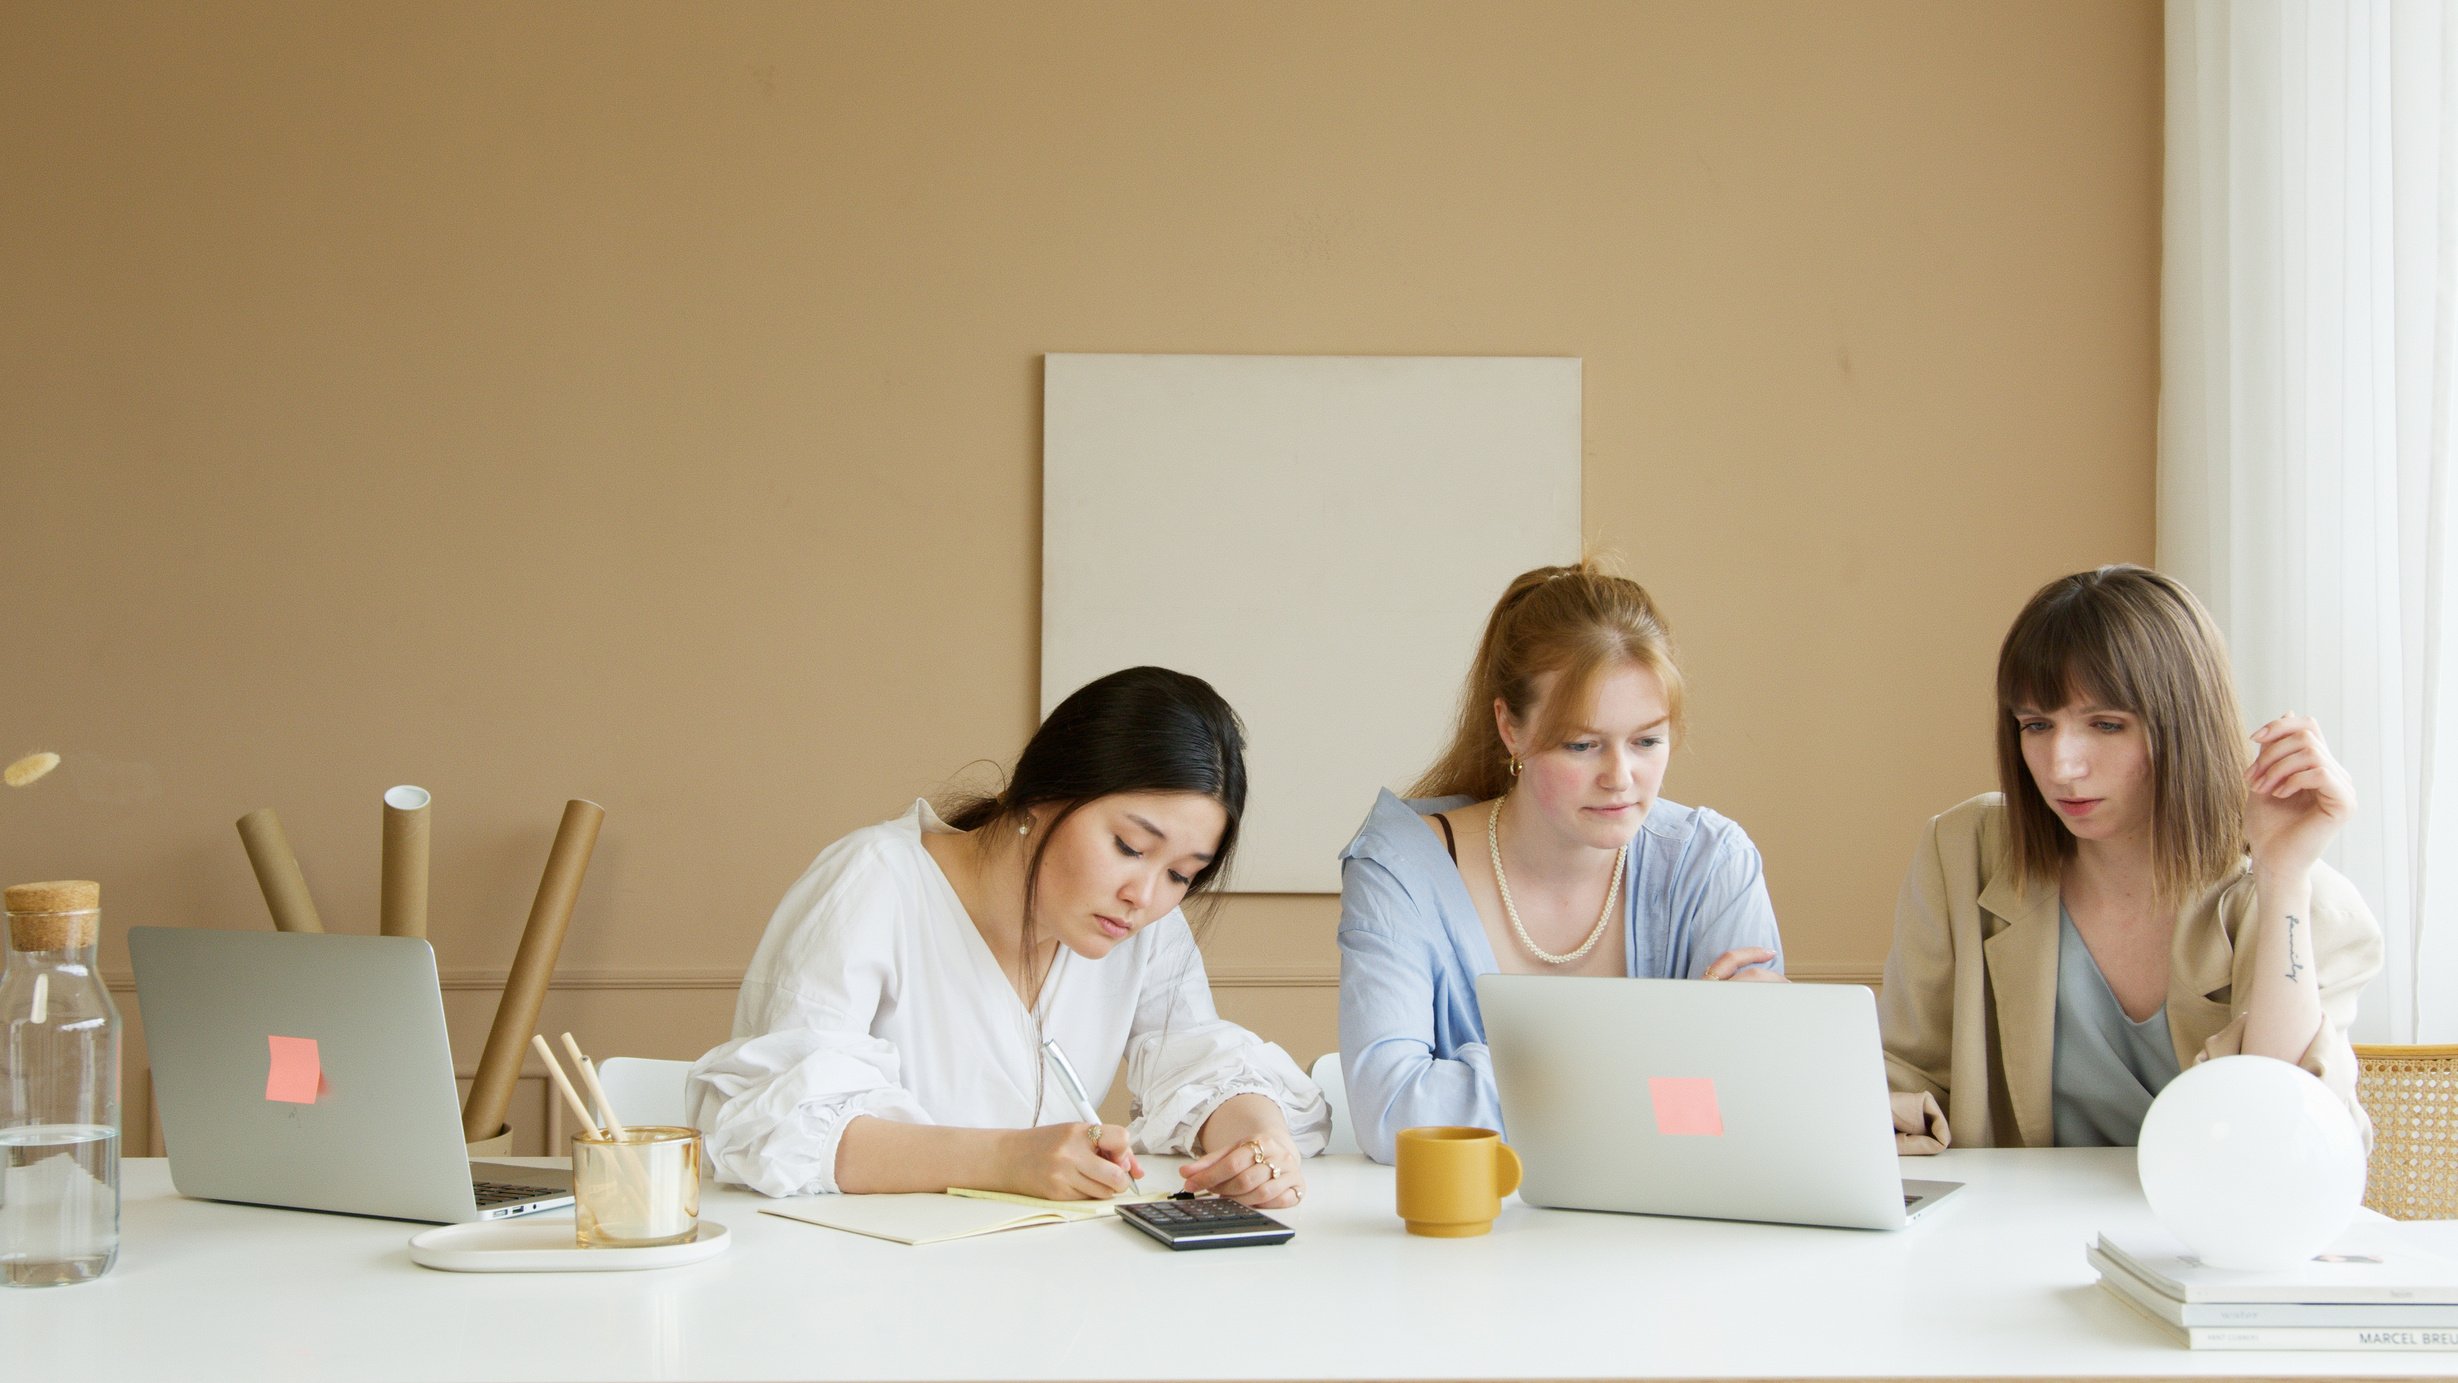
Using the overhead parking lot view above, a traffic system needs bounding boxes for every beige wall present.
[1,2,2158,1152]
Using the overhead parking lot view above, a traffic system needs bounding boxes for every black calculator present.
[1116,1197,1294,1250]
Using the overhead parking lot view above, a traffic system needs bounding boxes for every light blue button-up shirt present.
[1336,789,1787,1163]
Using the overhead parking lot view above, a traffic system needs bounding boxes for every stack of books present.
[2091,1226,2458,1352]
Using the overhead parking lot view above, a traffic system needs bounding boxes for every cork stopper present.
[6,880,100,950]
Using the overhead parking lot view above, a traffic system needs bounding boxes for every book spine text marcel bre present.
[2180,1324,2458,1351]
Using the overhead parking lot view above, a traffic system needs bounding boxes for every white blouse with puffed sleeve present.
[688,800,1329,1196]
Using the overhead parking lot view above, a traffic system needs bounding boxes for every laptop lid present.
[131,927,547,1223]
[1477,974,1921,1231]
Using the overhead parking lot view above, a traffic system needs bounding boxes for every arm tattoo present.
[2284,913,2307,982]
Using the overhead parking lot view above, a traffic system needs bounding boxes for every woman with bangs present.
[1337,561,1787,1164]
[1879,565,2384,1153]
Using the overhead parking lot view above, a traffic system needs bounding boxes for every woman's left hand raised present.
[1182,1092,1305,1209]
[2244,713,2358,878]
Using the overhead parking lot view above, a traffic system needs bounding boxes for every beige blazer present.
[1877,794,2384,1149]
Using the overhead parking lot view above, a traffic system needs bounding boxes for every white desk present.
[10,1150,2456,1381]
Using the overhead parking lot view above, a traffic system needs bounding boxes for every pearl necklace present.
[1487,795,1625,966]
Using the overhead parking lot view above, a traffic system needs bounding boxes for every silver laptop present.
[1477,974,1961,1230]
[131,927,572,1223]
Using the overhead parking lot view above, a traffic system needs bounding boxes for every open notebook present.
[763,1188,1174,1246]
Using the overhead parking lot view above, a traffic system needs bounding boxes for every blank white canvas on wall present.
[1042,353,1582,893]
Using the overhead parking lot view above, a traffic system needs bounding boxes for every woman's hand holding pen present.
[1003,1122,1144,1201]
[1182,1092,1305,1209]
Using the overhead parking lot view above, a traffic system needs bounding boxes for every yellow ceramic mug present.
[1394,1126,1523,1237]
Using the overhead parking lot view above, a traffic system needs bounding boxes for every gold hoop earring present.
[1508,758,1522,778]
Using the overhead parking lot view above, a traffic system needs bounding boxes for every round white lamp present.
[2136,1055,2366,1270]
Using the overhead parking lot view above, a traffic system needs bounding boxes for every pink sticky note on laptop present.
[1648,1076,1723,1136]
[266,1035,325,1104]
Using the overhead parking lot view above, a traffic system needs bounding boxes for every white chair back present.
[1309,1050,1360,1156]
[594,1056,696,1129]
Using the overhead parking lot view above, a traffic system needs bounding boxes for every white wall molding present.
[107,961,1883,994]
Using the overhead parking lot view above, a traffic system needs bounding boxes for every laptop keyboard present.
[473,1180,561,1207]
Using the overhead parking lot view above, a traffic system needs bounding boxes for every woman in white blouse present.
[690,666,1329,1205]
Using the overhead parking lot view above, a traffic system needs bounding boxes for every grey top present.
[2050,906,2182,1147]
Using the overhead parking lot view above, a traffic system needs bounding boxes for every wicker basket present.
[2354,1043,2458,1220]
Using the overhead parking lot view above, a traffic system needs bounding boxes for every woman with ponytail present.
[691,667,1327,1203]
[1337,562,1787,1164]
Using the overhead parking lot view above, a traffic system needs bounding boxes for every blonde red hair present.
[1412,560,1685,802]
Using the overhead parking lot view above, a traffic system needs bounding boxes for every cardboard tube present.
[236,808,324,933]
[461,798,604,1142]
[380,785,432,940]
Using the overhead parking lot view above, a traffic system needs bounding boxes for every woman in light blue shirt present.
[1337,562,1787,1163]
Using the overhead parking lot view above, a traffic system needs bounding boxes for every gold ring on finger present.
[1086,1124,1101,1145]
[1266,1162,1279,1181]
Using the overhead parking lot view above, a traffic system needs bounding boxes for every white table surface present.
[10,1150,2458,1381]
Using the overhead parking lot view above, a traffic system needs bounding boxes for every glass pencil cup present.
[570,1125,701,1248]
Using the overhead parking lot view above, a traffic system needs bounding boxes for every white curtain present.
[2160,0,2458,1042]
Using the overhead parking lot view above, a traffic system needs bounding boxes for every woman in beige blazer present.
[1878,566,2383,1152]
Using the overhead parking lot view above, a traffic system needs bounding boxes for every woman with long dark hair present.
[691,667,1326,1204]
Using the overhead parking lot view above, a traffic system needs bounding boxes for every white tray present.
[408,1217,731,1272]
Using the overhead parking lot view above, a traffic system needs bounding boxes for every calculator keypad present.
[1142,1198,1269,1223]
